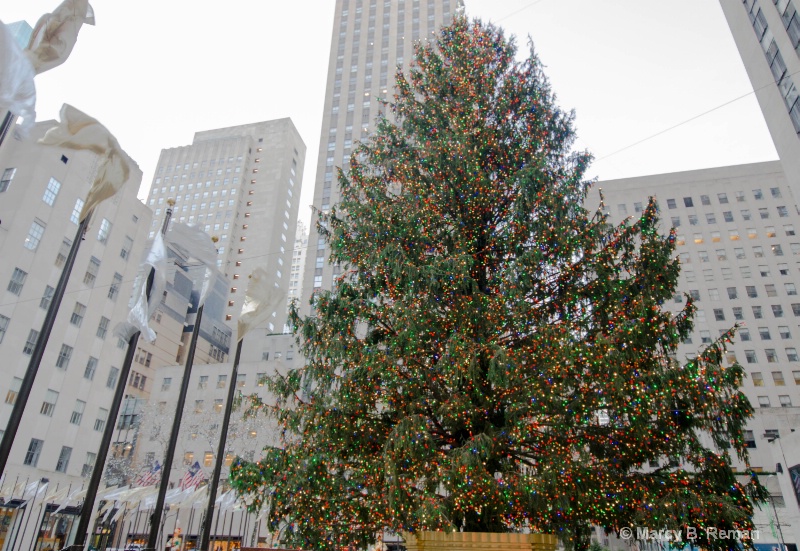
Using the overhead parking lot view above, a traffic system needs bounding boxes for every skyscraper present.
[145,119,306,349]
[719,0,800,201]
[301,0,462,309]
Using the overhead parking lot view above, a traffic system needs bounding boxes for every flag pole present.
[69,202,174,551]
[199,338,244,551]
[0,212,91,478]
[147,274,212,551]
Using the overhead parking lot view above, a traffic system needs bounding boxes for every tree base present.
[402,531,558,551]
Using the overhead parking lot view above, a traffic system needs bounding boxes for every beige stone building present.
[0,120,151,551]
[593,162,800,550]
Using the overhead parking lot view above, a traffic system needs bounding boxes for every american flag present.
[136,461,161,487]
[180,461,205,490]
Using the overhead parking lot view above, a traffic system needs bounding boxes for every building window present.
[237,373,246,387]
[84,256,101,286]
[780,395,793,407]
[217,375,227,388]
[55,446,72,473]
[758,396,771,408]
[7,267,27,296]
[752,372,764,386]
[97,316,110,339]
[24,439,44,466]
[85,357,97,380]
[56,344,73,369]
[23,329,39,355]
[107,367,119,389]
[779,326,792,340]
[745,350,758,363]
[70,400,86,425]
[41,389,58,416]
[70,302,86,327]
[120,236,133,260]
[0,314,8,344]
[204,452,214,467]
[0,168,16,192]
[82,452,97,477]
[198,375,208,389]
[214,399,224,413]
[40,285,54,310]
[194,400,204,413]
[766,349,779,363]
[183,452,195,466]
[5,377,22,405]
[94,410,107,432]
[42,177,61,206]
[162,377,172,391]
[97,218,112,244]
[55,238,71,267]
[108,272,122,300]
[24,220,46,251]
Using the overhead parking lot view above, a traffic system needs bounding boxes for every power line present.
[596,68,800,162]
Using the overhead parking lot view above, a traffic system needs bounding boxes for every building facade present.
[287,221,308,316]
[301,0,462,312]
[0,120,152,551]
[593,161,800,550]
[719,0,800,203]
[144,120,306,361]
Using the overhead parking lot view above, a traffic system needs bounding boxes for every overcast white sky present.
[3,0,778,229]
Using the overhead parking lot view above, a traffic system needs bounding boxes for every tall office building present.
[288,221,308,313]
[0,120,151,551]
[594,162,800,549]
[301,0,462,310]
[719,0,800,202]
[145,119,306,359]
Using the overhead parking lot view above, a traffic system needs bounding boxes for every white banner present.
[39,104,130,222]
[26,0,95,74]
[238,267,286,342]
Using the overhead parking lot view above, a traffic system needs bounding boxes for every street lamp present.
[762,432,789,551]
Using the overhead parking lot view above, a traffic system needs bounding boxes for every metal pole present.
[0,216,89,477]
[0,111,14,149]
[198,340,243,551]
[70,206,173,551]
[146,304,205,551]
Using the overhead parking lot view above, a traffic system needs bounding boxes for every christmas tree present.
[231,15,765,551]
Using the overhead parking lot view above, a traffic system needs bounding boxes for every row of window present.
[678,261,792,280]
[751,369,800,385]
[23,437,98,475]
[664,206,791,226]
[157,156,245,175]
[181,450,242,469]
[678,283,797,301]
[744,0,800,132]
[690,303,800,324]
[666,188,781,210]
[774,0,800,48]
[677,228,794,245]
